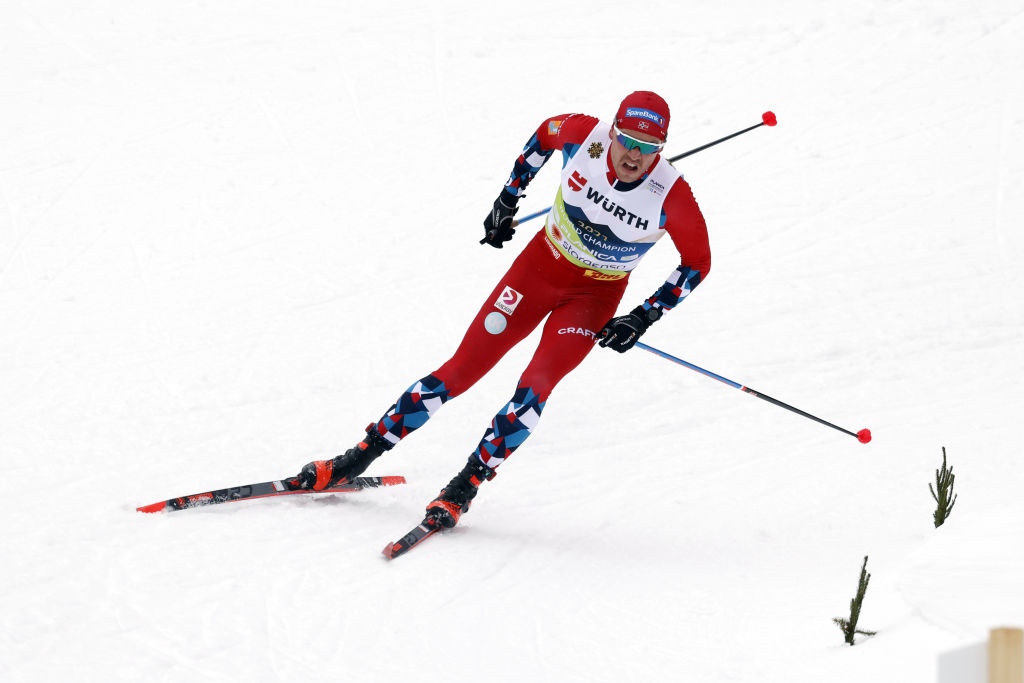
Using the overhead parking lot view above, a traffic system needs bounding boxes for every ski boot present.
[425,457,495,528]
[291,425,392,491]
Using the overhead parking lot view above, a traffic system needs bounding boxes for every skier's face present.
[608,126,663,183]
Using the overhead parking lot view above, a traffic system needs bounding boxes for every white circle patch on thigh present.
[484,311,508,334]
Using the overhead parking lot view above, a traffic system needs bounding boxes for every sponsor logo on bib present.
[567,171,588,192]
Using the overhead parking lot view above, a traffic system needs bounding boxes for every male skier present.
[291,91,711,528]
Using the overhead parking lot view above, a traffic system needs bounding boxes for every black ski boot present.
[425,457,495,528]
[291,425,393,491]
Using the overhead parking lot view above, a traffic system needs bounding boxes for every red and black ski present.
[137,476,406,513]
[382,516,444,560]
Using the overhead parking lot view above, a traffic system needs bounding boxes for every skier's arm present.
[482,114,598,248]
[501,114,598,199]
[598,179,710,352]
[643,179,711,314]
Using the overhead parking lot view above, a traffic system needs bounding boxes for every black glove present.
[598,305,662,353]
[480,192,520,248]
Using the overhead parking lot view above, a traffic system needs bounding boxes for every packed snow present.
[2,1,1022,681]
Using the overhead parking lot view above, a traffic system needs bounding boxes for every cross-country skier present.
[290,91,711,528]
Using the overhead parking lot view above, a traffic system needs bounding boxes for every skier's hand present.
[598,305,662,353]
[480,192,520,248]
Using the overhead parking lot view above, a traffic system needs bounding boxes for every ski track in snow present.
[2,1,1024,682]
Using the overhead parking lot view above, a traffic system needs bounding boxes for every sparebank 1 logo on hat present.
[624,107,665,127]
[494,286,522,315]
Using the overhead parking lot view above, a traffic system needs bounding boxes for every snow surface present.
[2,1,1023,681]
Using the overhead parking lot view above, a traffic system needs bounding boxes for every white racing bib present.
[544,122,681,279]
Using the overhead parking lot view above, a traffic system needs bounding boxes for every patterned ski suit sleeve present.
[502,114,599,198]
[642,179,711,314]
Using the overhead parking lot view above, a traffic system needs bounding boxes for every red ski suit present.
[436,229,628,401]
[373,113,710,469]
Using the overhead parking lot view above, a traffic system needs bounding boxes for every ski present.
[137,475,406,513]
[382,516,444,560]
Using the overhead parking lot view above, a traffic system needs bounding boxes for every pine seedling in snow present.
[832,556,877,646]
[929,446,957,528]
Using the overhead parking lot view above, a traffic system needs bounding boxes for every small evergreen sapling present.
[929,446,957,528]
[833,556,877,645]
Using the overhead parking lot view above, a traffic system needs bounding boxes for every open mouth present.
[623,160,640,172]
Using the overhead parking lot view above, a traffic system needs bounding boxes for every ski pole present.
[667,110,777,162]
[512,207,549,225]
[510,111,778,228]
[634,341,872,444]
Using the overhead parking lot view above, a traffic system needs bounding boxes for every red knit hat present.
[615,91,670,141]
